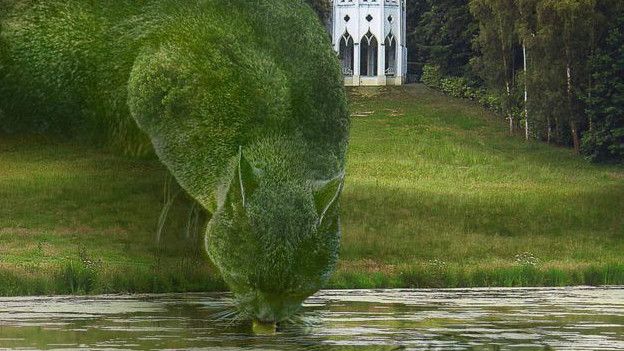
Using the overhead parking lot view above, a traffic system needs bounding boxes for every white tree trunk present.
[567,61,581,154]
[547,116,552,144]
[523,42,529,141]
[506,82,513,135]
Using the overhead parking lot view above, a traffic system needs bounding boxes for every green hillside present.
[1,85,622,295]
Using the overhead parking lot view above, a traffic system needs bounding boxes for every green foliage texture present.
[421,64,503,112]
[305,0,331,21]
[410,0,478,77]
[582,13,624,162]
[0,0,349,323]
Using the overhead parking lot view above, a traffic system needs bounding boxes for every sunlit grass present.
[335,85,624,287]
[0,85,622,294]
[0,135,221,294]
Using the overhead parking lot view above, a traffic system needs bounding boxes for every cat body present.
[1,0,349,323]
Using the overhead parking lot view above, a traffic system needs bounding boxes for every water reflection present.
[0,287,622,350]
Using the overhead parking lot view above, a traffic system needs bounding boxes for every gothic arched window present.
[360,30,378,77]
[339,31,354,76]
[385,32,397,76]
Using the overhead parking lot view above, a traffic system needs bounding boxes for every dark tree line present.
[580,6,624,161]
[306,0,331,22]
[408,0,478,77]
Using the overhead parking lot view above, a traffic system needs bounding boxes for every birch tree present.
[470,0,519,135]
[536,0,595,153]
[515,0,538,141]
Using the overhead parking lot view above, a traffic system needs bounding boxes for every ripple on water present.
[0,287,622,350]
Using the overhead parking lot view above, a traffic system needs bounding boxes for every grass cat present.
[0,0,349,325]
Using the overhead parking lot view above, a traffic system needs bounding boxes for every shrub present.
[422,64,504,114]
[582,128,624,163]
[440,77,470,99]
[421,64,444,89]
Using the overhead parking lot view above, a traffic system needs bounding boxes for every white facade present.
[330,0,407,86]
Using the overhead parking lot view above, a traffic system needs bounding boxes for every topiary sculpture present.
[0,0,349,328]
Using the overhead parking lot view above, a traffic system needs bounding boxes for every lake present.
[0,287,622,350]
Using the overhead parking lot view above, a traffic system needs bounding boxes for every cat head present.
[205,149,344,323]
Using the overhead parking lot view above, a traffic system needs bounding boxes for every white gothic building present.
[329,0,407,86]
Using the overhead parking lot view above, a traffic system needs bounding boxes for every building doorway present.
[385,33,397,76]
[360,30,378,77]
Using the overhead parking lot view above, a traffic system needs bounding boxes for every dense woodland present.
[309,0,624,163]
[410,0,624,163]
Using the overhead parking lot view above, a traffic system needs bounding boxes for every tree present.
[470,0,519,135]
[581,11,624,162]
[305,0,331,22]
[413,0,478,77]
[535,0,597,153]
[406,0,433,78]
[515,0,538,141]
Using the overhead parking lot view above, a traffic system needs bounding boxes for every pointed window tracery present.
[360,30,378,76]
[339,31,354,76]
[385,32,397,76]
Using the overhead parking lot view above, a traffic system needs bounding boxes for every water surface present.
[0,287,622,350]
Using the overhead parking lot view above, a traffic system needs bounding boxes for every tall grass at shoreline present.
[0,85,622,295]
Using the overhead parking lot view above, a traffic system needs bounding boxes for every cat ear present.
[313,173,345,224]
[226,147,259,208]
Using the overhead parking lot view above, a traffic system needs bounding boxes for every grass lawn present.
[0,84,622,295]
